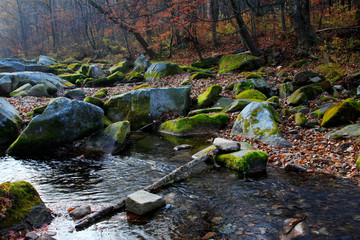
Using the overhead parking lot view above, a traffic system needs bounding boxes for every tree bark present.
[228,0,263,56]
[289,0,317,50]
[210,0,219,47]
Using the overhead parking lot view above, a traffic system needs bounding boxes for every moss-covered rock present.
[286,85,323,106]
[126,71,145,82]
[109,60,133,74]
[218,54,265,74]
[233,77,271,96]
[0,98,22,145]
[64,89,87,100]
[10,83,32,97]
[84,96,104,109]
[188,107,223,117]
[86,121,130,155]
[295,112,307,127]
[133,54,151,73]
[105,87,191,130]
[180,65,209,73]
[67,63,81,71]
[267,96,280,108]
[225,99,251,112]
[28,84,50,97]
[316,63,344,82]
[327,123,360,139]
[144,62,182,81]
[191,57,219,68]
[231,102,291,147]
[85,71,124,87]
[133,84,151,90]
[76,64,90,76]
[58,73,86,84]
[26,105,47,119]
[293,70,324,87]
[320,96,337,102]
[93,88,108,98]
[197,85,222,108]
[321,98,360,127]
[190,72,215,80]
[159,113,230,136]
[279,82,294,98]
[0,181,53,235]
[289,59,311,68]
[236,89,267,101]
[356,155,360,170]
[312,104,333,119]
[7,97,104,156]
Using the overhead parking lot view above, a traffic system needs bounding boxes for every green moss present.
[102,115,113,127]
[282,108,290,115]
[289,59,311,68]
[356,155,360,170]
[267,96,280,108]
[316,63,344,82]
[287,85,323,106]
[76,64,90,76]
[93,88,108,98]
[180,65,208,73]
[246,73,262,79]
[159,113,230,136]
[84,96,103,109]
[188,107,223,116]
[321,98,360,127]
[218,54,264,73]
[191,57,218,68]
[190,72,215,80]
[26,105,48,118]
[67,63,81,71]
[85,72,124,87]
[0,181,41,227]
[144,62,182,81]
[58,73,86,84]
[109,60,133,74]
[197,85,222,108]
[126,71,144,82]
[107,71,125,81]
[104,121,130,145]
[236,89,267,101]
[133,84,151,90]
[216,150,268,173]
[295,112,307,127]
[320,96,337,102]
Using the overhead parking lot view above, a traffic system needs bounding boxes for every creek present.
[1,133,360,239]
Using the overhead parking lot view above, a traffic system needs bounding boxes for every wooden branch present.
[316,26,360,33]
[75,148,219,231]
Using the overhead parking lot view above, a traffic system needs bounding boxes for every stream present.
[1,133,360,239]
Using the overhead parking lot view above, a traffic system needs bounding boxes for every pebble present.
[173,144,192,151]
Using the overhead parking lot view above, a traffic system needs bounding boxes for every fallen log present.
[75,148,219,230]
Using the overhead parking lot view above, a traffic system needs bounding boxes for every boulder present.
[197,85,222,108]
[86,121,130,155]
[38,55,57,65]
[0,98,22,144]
[225,99,251,112]
[321,98,360,127]
[213,138,241,153]
[87,65,107,79]
[293,70,324,87]
[105,87,190,130]
[126,190,166,215]
[144,62,182,81]
[190,72,215,80]
[126,71,145,82]
[233,77,271,96]
[133,54,151,73]
[64,89,87,100]
[159,113,230,136]
[286,85,323,106]
[236,89,267,101]
[85,71,125,87]
[10,83,32,97]
[109,60,133,74]
[0,181,53,236]
[28,84,50,97]
[58,73,86,84]
[312,103,333,119]
[212,97,233,109]
[7,97,104,156]
[93,88,108,98]
[218,54,265,73]
[279,82,294,98]
[84,96,103,108]
[0,58,26,72]
[294,112,307,127]
[327,123,360,139]
[231,102,292,147]
[0,76,14,96]
[0,72,75,91]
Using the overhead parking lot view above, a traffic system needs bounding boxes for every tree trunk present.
[210,0,219,47]
[16,0,28,56]
[281,1,287,31]
[289,0,317,50]
[356,0,360,25]
[228,0,263,56]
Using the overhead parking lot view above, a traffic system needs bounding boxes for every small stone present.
[69,205,91,219]
[25,232,39,240]
[213,138,241,153]
[174,144,192,151]
[211,216,223,223]
[284,164,307,173]
[126,190,166,215]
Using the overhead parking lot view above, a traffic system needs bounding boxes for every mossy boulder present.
[7,97,104,156]
[293,70,324,87]
[126,71,145,82]
[191,57,219,68]
[218,54,265,73]
[321,98,360,127]
[267,96,280,108]
[93,88,108,98]
[28,84,50,97]
[0,98,22,144]
[67,63,81,71]
[357,155,360,170]
[212,97,233,109]
[58,73,86,84]
[133,54,151,73]
[109,60,133,74]
[233,77,270,96]
[86,121,130,155]
[225,99,251,112]
[279,82,294,98]
[104,87,190,130]
[85,71,124,87]
[144,62,182,81]
[236,89,267,101]
[77,64,90,76]
[188,107,223,117]
[87,65,107,79]
[286,85,323,106]
[64,89,87,100]
[327,123,360,139]
[0,181,53,236]
[26,105,47,119]
[295,112,307,127]
[289,59,311,68]
[180,65,210,73]
[231,102,291,147]
[190,72,215,80]
[10,83,32,97]
[316,63,344,82]
[84,96,103,109]
[312,103,333,119]
[197,85,222,108]
[159,113,230,136]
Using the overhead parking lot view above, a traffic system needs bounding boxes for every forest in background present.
[0,0,359,68]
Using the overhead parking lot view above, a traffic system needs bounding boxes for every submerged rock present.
[7,97,104,156]
[0,181,53,237]
[69,205,91,219]
[0,98,22,144]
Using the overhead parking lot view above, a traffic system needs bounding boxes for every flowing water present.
[1,133,360,240]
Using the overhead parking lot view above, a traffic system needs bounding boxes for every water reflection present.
[0,133,360,239]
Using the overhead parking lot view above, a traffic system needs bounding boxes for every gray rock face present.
[144,62,182,82]
[231,102,292,148]
[213,138,241,153]
[126,190,166,215]
[133,54,151,72]
[0,76,13,95]
[0,72,74,95]
[7,97,104,156]
[105,87,191,130]
[38,55,57,65]
[88,65,107,79]
[0,98,22,144]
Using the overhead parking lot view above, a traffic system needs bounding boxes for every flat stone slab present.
[126,190,166,215]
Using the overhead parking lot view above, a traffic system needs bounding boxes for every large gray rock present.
[28,84,50,97]
[126,190,166,215]
[0,76,13,96]
[0,72,74,94]
[133,54,151,73]
[105,87,191,130]
[0,58,53,73]
[38,55,57,65]
[88,65,107,79]
[231,102,292,147]
[7,97,104,156]
[0,98,22,144]
[64,89,87,100]
[234,77,271,96]
[293,70,324,87]
[327,123,360,139]
[144,62,182,82]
